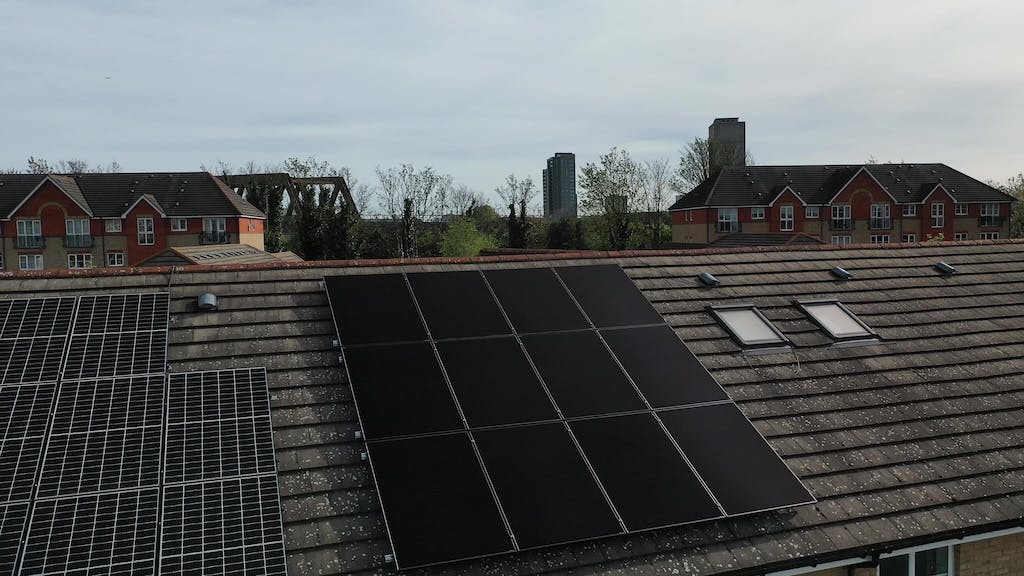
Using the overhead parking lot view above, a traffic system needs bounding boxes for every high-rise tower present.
[542,153,577,219]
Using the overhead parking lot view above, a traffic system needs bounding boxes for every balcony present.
[869,218,892,230]
[715,221,741,234]
[978,216,1003,228]
[63,234,93,248]
[829,218,854,231]
[200,231,228,244]
[16,235,45,249]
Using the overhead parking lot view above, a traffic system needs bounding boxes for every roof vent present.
[830,266,853,280]
[931,169,936,175]
[360,451,369,461]
[935,262,957,275]
[783,172,788,177]
[698,272,720,286]
[384,553,395,564]
[354,430,363,439]
[939,177,943,182]
[197,293,218,311]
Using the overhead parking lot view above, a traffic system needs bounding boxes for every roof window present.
[710,305,788,348]
[798,300,875,340]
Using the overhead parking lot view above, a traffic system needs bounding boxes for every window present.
[710,305,788,348]
[798,300,875,340]
[716,208,738,233]
[202,217,227,243]
[979,203,1001,227]
[106,252,125,267]
[247,219,257,232]
[901,233,916,243]
[870,203,891,229]
[65,218,92,248]
[16,219,43,248]
[878,545,951,576]
[18,254,43,270]
[830,205,852,230]
[750,207,765,220]
[105,218,122,232]
[831,235,851,245]
[931,203,944,228]
[67,254,93,269]
[683,210,694,222]
[954,232,968,241]
[954,203,968,216]
[779,205,794,231]
[805,206,819,219]
[902,204,917,216]
[870,235,890,244]
[980,232,999,240]
[171,218,188,231]
[0,252,3,270]
[980,203,999,216]
[137,217,155,245]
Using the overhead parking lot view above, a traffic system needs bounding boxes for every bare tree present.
[671,137,752,194]
[494,174,537,212]
[15,157,121,174]
[450,183,484,216]
[375,164,452,221]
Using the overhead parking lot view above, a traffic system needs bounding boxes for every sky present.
[2,0,1022,209]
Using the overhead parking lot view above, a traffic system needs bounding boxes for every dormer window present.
[797,300,875,341]
[710,304,788,348]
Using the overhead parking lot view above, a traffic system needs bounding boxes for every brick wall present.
[957,532,1024,576]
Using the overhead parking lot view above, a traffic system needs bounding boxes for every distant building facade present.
[0,172,266,271]
[708,117,746,168]
[542,153,577,219]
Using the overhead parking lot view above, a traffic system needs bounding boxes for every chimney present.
[708,117,746,167]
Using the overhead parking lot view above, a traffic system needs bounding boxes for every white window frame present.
[901,233,916,243]
[710,304,789,348]
[170,218,188,231]
[980,232,999,240]
[105,218,122,232]
[902,204,917,216]
[106,251,125,267]
[954,203,968,216]
[65,219,89,236]
[67,253,93,269]
[869,235,890,244]
[716,208,738,233]
[17,219,41,237]
[805,206,819,219]
[797,300,876,341]
[931,203,944,228]
[831,235,851,245]
[870,203,891,229]
[684,210,694,222]
[980,203,999,216]
[18,254,43,270]
[954,232,968,241]
[750,207,765,220]
[877,543,954,576]
[780,205,794,231]
[137,217,155,245]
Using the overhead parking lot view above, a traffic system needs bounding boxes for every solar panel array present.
[0,294,288,576]
[326,264,815,570]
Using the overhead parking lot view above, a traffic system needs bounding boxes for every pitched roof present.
[709,232,824,248]
[0,172,266,219]
[3,240,1024,575]
[138,244,304,266]
[670,163,1015,209]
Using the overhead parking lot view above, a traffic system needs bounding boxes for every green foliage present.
[506,200,530,249]
[579,148,643,250]
[441,218,495,257]
[1000,173,1024,238]
[242,175,286,252]
[546,218,581,249]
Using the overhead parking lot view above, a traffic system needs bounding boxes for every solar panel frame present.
[36,425,164,498]
[0,502,29,576]
[0,297,75,340]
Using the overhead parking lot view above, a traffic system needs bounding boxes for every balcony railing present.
[978,216,1003,228]
[63,234,93,248]
[200,231,228,244]
[715,221,741,233]
[829,218,854,231]
[869,218,892,230]
[16,235,44,249]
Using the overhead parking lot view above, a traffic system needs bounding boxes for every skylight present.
[798,300,875,340]
[710,305,788,347]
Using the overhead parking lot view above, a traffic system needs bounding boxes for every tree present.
[282,157,362,260]
[441,218,495,257]
[638,157,672,248]
[506,199,530,249]
[998,173,1024,238]
[6,157,121,174]
[671,137,750,194]
[494,174,537,211]
[579,147,645,250]
[375,164,453,221]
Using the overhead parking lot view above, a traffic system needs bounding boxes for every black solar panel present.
[0,383,55,441]
[37,426,163,498]
[164,418,276,484]
[0,338,65,385]
[49,377,164,435]
[324,265,814,569]
[72,294,168,335]
[20,489,160,575]
[0,502,28,576]
[0,297,75,339]
[0,436,43,504]
[324,274,426,345]
[160,476,287,576]
[62,331,167,380]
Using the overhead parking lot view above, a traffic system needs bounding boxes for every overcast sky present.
[2,0,1022,207]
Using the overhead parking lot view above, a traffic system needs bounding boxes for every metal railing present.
[16,235,44,249]
[63,234,93,248]
[978,216,1003,228]
[715,221,741,233]
[869,218,892,230]
[829,218,854,231]
[200,231,228,244]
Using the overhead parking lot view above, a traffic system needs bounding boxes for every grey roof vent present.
[830,266,853,280]
[384,553,395,564]
[698,272,720,286]
[935,262,957,275]
[197,293,218,311]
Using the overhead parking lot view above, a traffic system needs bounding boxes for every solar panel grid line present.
[476,270,630,535]
[0,502,29,576]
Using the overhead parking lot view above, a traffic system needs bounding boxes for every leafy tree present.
[506,199,530,249]
[547,217,582,249]
[494,174,537,210]
[579,147,644,250]
[998,173,1024,238]
[441,218,495,257]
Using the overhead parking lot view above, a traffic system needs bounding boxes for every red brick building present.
[669,164,1014,247]
[0,172,265,270]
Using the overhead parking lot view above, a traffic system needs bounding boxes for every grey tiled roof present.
[670,164,1015,209]
[709,233,824,248]
[2,240,1023,575]
[0,172,265,219]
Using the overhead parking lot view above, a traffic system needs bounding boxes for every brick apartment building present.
[0,172,265,270]
[669,163,1014,246]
